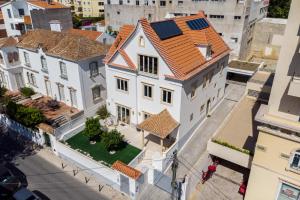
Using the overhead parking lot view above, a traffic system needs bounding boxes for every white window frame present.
[161,88,173,105]
[59,61,68,79]
[69,88,78,108]
[41,56,48,72]
[138,54,158,76]
[276,182,300,200]
[138,36,145,47]
[143,83,153,99]
[89,62,99,77]
[116,77,128,92]
[24,52,30,67]
[57,83,65,102]
[191,82,197,99]
[92,85,101,101]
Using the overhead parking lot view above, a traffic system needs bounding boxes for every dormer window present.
[198,44,212,60]
[139,36,145,47]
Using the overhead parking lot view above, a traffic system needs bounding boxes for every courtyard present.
[66,131,141,166]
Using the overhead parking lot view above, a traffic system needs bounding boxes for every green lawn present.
[66,132,141,166]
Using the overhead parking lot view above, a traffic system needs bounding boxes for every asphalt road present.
[138,83,246,200]
[0,134,109,200]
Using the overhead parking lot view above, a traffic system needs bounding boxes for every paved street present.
[0,134,121,200]
[138,83,246,200]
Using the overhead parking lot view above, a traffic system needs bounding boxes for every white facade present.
[106,23,228,144]
[1,0,72,37]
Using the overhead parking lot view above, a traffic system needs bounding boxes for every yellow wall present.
[73,0,104,17]
[245,131,300,200]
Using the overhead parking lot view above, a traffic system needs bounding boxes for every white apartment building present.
[0,29,109,114]
[105,13,230,151]
[104,0,269,60]
[0,0,72,37]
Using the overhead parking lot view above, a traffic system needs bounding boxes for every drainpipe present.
[135,72,139,125]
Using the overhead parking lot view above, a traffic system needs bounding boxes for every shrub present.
[96,105,110,120]
[101,129,124,151]
[84,117,102,141]
[0,85,7,97]
[47,99,60,110]
[6,100,44,128]
[212,139,252,155]
[20,87,35,98]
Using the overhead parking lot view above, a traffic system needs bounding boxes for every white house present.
[0,29,108,117]
[0,0,72,37]
[105,12,230,152]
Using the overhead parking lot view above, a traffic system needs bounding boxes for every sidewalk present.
[36,149,129,200]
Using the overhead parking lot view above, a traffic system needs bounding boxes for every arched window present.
[138,36,145,47]
[290,150,300,170]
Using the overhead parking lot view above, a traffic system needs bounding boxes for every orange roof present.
[28,1,67,9]
[137,109,179,139]
[68,29,103,41]
[105,12,230,80]
[112,160,142,180]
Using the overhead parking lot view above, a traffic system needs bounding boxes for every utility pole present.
[171,150,178,200]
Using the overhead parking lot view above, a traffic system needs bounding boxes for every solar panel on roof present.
[150,20,182,40]
[186,18,209,30]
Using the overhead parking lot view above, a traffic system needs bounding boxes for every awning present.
[137,109,179,139]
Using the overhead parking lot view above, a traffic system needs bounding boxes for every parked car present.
[0,165,21,198]
[13,188,41,200]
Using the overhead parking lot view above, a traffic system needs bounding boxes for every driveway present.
[138,83,246,200]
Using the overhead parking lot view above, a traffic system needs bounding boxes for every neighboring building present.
[104,0,269,60]
[73,0,104,17]
[0,0,73,37]
[0,11,7,38]
[105,13,230,153]
[245,0,300,199]
[248,17,287,70]
[68,28,115,44]
[0,29,109,115]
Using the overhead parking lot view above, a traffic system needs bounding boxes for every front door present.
[117,105,130,124]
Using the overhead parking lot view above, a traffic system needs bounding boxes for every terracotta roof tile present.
[17,29,110,61]
[0,37,17,48]
[106,12,230,80]
[112,160,142,180]
[68,29,103,41]
[104,25,135,67]
[28,0,67,9]
[137,109,179,139]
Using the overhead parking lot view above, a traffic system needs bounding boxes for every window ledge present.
[60,75,68,80]
[41,68,48,73]
[286,167,300,175]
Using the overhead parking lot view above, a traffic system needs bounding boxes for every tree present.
[101,129,124,151]
[96,105,110,120]
[267,0,291,19]
[6,101,44,128]
[0,85,7,98]
[84,117,101,141]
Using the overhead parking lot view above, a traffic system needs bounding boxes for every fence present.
[128,147,146,168]
[0,114,45,145]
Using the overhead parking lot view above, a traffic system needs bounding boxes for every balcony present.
[288,76,300,98]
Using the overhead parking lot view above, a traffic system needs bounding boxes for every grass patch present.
[66,131,141,166]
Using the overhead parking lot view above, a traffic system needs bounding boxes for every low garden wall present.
[55,140,146,199]
[0,114,45,145]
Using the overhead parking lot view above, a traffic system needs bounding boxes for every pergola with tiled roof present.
[137,109,179,152]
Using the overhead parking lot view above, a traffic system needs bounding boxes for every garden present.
[66,110,141,166]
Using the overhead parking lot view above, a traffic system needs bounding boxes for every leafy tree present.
[20,87,35,98]
[0,86,7,98]
[84,117,102,141]
[101,129,124,151]
[96,105,110,120]
[267,0,291,19]
[6,101,44,127]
